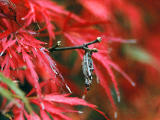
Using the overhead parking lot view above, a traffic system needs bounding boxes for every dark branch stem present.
[48,37,101,52]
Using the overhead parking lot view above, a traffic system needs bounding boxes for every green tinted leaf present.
[124,45,160,70]
[0,87,19,107]
[124,45,153,64]
[0,73,32,113]
[0,73,24,97]
[0,87,14,101]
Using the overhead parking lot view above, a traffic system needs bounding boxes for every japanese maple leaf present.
[21,0,85,47]
[11,93,108,120]
[30,94,109,120]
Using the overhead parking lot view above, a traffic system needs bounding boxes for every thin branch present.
[48,37,101,52]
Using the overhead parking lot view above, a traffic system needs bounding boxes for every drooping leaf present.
[40,109,51,120]
[79,0,109,20]
[13,107,25,120]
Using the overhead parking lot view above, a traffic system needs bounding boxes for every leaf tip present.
[0,52,4,56]
[131,81,136,87]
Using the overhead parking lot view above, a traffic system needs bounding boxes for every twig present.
[48,37,101,52]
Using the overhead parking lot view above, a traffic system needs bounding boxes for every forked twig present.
[48,37,101,52]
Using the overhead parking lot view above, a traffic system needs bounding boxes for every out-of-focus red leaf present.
[0,0,17,21]
[13,107,24,120]
[108,61,135,87]
[93,58,116,109]
[79,0,109,20]
[40,109,51,120]
[1,54,11,77]
[111,0,144,36]
[0,29,11,39]
[28,112,41,120]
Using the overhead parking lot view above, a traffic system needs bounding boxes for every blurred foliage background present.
[49,0,160,120]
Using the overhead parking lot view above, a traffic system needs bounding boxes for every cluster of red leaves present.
[0,0,104,119]
[1,0,159,119]
[0,0,112,119]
